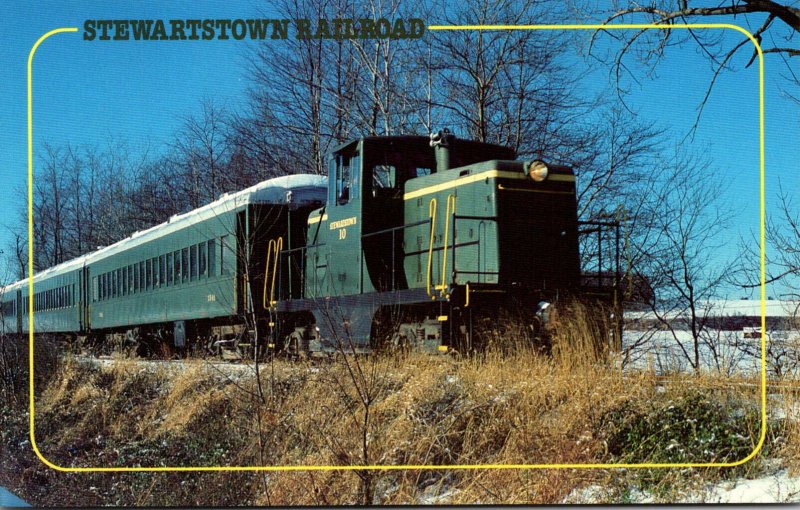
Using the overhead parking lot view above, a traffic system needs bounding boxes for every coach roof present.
[5,174,326,289]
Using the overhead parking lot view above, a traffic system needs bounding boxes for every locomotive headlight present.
[525,160,549,182]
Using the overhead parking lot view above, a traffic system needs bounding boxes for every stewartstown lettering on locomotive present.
[82,18,425,41]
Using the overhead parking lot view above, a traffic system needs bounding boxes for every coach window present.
[199,243,207,277]
[182,248,189,282]
[146,259,152,290]
[139,261,145,291]
[207,239,216,276]
[133,264,139,293]
[190,245,198,281]
[174,250,181,284]
[128,265,134,294]
[166,253,173,285]
[159,255,166,287]
[121,268,127,296]
[220,236,232,276]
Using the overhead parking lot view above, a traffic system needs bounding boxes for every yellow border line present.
[28,22,766,473]
[404,169,575,200]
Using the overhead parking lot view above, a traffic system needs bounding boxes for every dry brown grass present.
[26,321,777,505]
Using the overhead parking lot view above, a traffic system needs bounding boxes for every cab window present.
[335,153,359,205]
[373,165,396,189]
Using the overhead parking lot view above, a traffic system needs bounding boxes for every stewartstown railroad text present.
[83,18,425,41]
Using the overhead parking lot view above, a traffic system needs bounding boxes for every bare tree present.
[584,1,800,125]
[630,148,734,371]
[172,98,233,207]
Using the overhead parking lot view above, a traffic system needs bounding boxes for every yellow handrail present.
[263,237,283,309]
[426,198,437,299]
[263,239,275,310]
[439,194,456,297]
[270,237,283,306]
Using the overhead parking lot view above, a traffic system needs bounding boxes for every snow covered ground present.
[563,467,800,503]
[621,328,799,376]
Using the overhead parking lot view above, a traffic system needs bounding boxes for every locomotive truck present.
[0,132,620,356]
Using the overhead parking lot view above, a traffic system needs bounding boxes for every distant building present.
[625,299,800,332]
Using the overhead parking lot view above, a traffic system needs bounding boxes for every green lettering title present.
[83,18,426,41]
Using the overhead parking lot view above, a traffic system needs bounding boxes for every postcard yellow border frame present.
[28,23,766,473]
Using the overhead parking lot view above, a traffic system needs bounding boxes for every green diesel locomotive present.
[1,132,619,356]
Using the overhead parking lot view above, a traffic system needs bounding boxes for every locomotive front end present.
[401,133,583,349]
[403,138,581,299]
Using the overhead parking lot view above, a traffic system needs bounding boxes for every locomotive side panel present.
[403,161,505,293]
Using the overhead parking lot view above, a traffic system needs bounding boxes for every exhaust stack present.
[429,129,455,173]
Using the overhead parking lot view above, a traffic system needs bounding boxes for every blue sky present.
[1,1,798,297]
